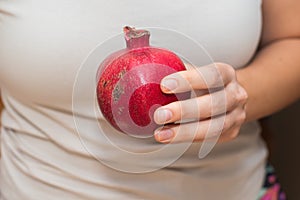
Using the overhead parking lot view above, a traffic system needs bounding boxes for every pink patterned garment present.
[259,165,287,200]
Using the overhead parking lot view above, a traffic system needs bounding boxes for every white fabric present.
[0,0,267,199]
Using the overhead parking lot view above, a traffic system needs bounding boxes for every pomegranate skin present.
[96,27,190,137]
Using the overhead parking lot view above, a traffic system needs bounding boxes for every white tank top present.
[0,0,267,199]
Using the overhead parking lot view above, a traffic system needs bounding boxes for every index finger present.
[161,63,236,93]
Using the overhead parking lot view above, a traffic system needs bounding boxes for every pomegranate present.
[96,26,189,137]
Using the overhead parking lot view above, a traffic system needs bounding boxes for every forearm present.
[0,94,3,127]
[0,95,2,158]
[237,38,300,122]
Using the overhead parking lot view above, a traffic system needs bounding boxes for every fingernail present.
[155,109,172,124]
[155,129,174,142]
[161,78,178,91]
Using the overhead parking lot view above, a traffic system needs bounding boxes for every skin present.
[0,94,2,127]
[153,0,300,143]
[0,1,299,143]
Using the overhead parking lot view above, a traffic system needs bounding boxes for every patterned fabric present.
[257,164,287,200]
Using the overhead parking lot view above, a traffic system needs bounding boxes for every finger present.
[217,108,246,142]
[154,82,248,125]
[161,63,236,93]
[154,106,246,143]
[217,126,241,143]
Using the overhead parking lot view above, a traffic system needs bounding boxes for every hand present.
[153,63,248,143]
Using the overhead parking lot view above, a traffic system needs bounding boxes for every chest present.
[0,0,262,108]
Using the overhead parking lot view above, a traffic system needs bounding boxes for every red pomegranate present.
[96,26,189,137]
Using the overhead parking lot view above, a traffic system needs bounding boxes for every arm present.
[237,0,300,122]
[0,94,3,127]
[153,0,300,143]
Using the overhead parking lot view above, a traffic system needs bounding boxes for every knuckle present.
[228,84,248,107]
[208,64,223,88]
[180,104,191,119]
[183,70,196,84]
[229,128,240,140]
[238,86,248,102]
[239,111,247,124]
[168,101,182,117]
[216,62,236,79]
[199,96,212,117]
[226,84,239,107]
[233,110,246,127]
[232,87,240,104]
[223,114,233,131]
[227,66,236,79]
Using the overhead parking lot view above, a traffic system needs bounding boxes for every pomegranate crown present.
[123,26,150,49]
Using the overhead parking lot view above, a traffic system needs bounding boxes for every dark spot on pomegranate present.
[112,84,124,102]
[118,69,126,78]
[103,81,107,88]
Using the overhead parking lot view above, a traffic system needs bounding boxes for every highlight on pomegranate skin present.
[96,26,190,137]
